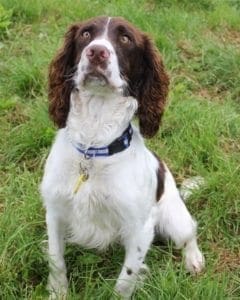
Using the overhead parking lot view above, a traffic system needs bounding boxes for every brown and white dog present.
[41,16,204,299]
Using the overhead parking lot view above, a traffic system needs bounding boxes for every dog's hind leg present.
[156,166,205,274]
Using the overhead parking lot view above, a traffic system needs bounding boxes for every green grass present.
[0,0,240,298]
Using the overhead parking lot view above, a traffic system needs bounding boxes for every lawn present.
[0,0,240,299]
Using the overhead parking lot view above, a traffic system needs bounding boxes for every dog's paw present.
[185,247,205,274]
[115,276,136,300]
[136,263,149,288]
[47,273,68,300]
[49,292,67,300]
[115,264,149,299]
[115,283,133,299]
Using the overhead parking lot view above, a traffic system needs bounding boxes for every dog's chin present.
[84,72,109,87]
[81,72,125,95]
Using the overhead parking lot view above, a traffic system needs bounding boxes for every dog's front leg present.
[115,214,155,299]
[46,210,68,299]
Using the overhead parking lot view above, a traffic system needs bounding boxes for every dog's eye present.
[120,35,131,44]
[82,31,91,39]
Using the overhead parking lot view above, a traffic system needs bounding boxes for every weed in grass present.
[207,1,240,30]
[0,4,12,38]
[9,59,45,98]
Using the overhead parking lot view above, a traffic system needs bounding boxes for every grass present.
[0,0,240,298]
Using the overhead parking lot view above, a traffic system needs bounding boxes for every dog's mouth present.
[77,65,126,94]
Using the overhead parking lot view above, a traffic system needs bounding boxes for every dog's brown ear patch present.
[48,24,81,128]
[136,35,169,138]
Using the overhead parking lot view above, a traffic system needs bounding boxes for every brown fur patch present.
[153,152,165,201]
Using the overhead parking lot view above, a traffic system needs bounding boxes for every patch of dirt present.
[144,0,157,12]
[205,28,240,46]
[219,28,240,46]
[0,203,4,213]
[212,243,240,272]
[177,40,201,59]
[220,138,240,153]
[194,87,233,103]
[5,103,29,126]
[197,88,213,99]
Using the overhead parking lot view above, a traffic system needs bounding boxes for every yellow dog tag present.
[73,173,89,194]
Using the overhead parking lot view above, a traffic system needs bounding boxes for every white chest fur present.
[41,89,158,250]
[41,128,158,250]
[68,178,123,249]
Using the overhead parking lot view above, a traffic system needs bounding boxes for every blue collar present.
[74,124,133,158]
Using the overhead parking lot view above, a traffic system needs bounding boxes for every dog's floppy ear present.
[136,35,169,138]
[48,24,80,128]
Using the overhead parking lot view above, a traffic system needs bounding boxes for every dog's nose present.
[86,45,110,65]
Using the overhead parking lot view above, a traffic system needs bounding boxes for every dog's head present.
[49,16,169,138]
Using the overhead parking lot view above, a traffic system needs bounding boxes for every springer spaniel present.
[41,16,204,299]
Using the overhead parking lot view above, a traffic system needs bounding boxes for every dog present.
[40,16,204,299]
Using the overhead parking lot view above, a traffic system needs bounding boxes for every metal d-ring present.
[84,150,91,160]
